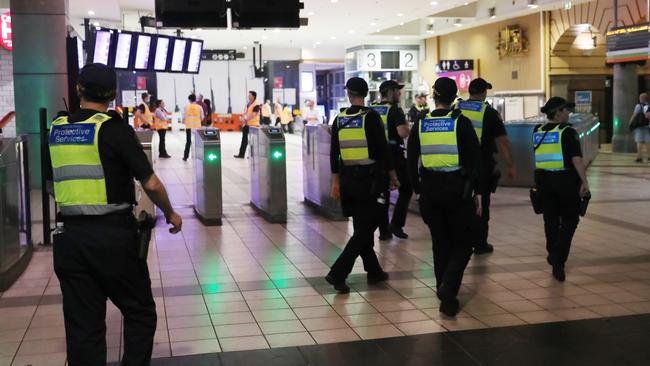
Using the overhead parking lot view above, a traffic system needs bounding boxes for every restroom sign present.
[1,11,11,51]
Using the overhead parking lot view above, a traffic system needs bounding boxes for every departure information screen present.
[77,37,84,69]
[153,37,170,71]
[170,39,187,72]
[134,34,151,69]
[114,32,132,69]
[92,30,111,64]
[187,41,203,73]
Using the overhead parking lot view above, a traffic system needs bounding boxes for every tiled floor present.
[1,131,650,365]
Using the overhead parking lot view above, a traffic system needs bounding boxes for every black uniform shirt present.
[534,122,582,169]
[67,109,154,205]
[383,102,408,157]
[330,106,393,174]
[407,109,482,194]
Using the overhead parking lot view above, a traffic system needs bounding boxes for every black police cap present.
[78,63,117,91]
[468,78,492,94]
[379,80,405,92]
[433,77,458,98]
[541,97,575,114]
[345,77,369,96]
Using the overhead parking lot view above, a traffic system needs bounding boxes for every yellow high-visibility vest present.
[337,109,374,166]
[49,113,131,216]
[183,103,202,129]
[456,100,487,140]
[368,103,391,138]
[419,111,460,170]
[154,108,168,130]
[534,124,568,171]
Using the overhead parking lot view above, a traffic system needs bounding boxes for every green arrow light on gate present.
[207,152,218,162]
[272,150,284,160]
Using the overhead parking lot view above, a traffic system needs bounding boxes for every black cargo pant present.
[183,128,192,160]
[379,154,413,232]
[475,163,495,248]
[329,167,384,281]
[418,171,474,301]
[237,125,250,157]
[54,214,156,366]
[157,129,168,157]
[537,171,581,266]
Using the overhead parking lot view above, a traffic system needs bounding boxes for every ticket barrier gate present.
[135,130,156,219]
[302,125,345,220]
[0,136,33,290]
[193,128,223,225]
[249,126,287,223]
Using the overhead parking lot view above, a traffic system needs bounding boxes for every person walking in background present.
[154,99,171,158]
[630,92,650,162]
[304,99,321,125]
[280,104,293,133]
[534,97,590,282]
[234,91,260,158]
[408,92,430,124]
[204,99,213,126]
[274,99,283,127]
[197,94,208,118]
[182,94,204,161]
[134,92,153,130]
[261,100,273,125]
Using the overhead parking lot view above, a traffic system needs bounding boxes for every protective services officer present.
[134,92,153,129]
[49,63,182,365]
[408,92,430,124]
[234,91,261,158]
[534,97,590,282]
[327,77,399,293]
[182,93,204,161]
[407,77,482,316]
[370,80,412,240]
[455,78,516,254]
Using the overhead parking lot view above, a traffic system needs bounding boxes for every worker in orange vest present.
[134,92,154,129]
[154,99,171,159]
[182,94,204,161]
[234,91,260,158]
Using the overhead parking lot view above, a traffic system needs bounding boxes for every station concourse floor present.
[2,130,650,366]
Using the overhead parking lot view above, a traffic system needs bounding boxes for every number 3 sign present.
[1,11,11,51]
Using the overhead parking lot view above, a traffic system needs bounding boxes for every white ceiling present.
[67,0,585,51]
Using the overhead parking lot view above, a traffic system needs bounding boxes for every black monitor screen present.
[187,40,203,73]
[134,34,152,70]
[153,36,170,71]
[93,30,112,65]
[170,39,187,72]
[114,32,133,69]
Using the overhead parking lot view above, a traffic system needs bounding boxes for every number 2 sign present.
[400,51,417,70]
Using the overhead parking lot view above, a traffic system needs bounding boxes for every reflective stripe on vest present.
[419,111,460,170]
[246,102,260,127]
[534,125,567,171]
[49,113,130,215]
[184,103,202,129]
[368,103,391,139]
[154,108,168,130]
[456,100,487,140]
[337,109,375,166]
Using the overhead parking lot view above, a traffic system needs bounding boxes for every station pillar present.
[10,0,69,187]
[611,63,638,153]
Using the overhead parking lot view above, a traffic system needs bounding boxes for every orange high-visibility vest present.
[246,102,260,127]
[154,108,169,130]
[135,103,153,128]
[183,103,202,129]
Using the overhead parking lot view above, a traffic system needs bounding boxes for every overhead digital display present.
[187,41,203,73]
[170,39,187,72]
[76,37,84,69]
[114,32,133,69]
[153,36,170,71]
[134,34,152,70]
[92,30,112,64]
